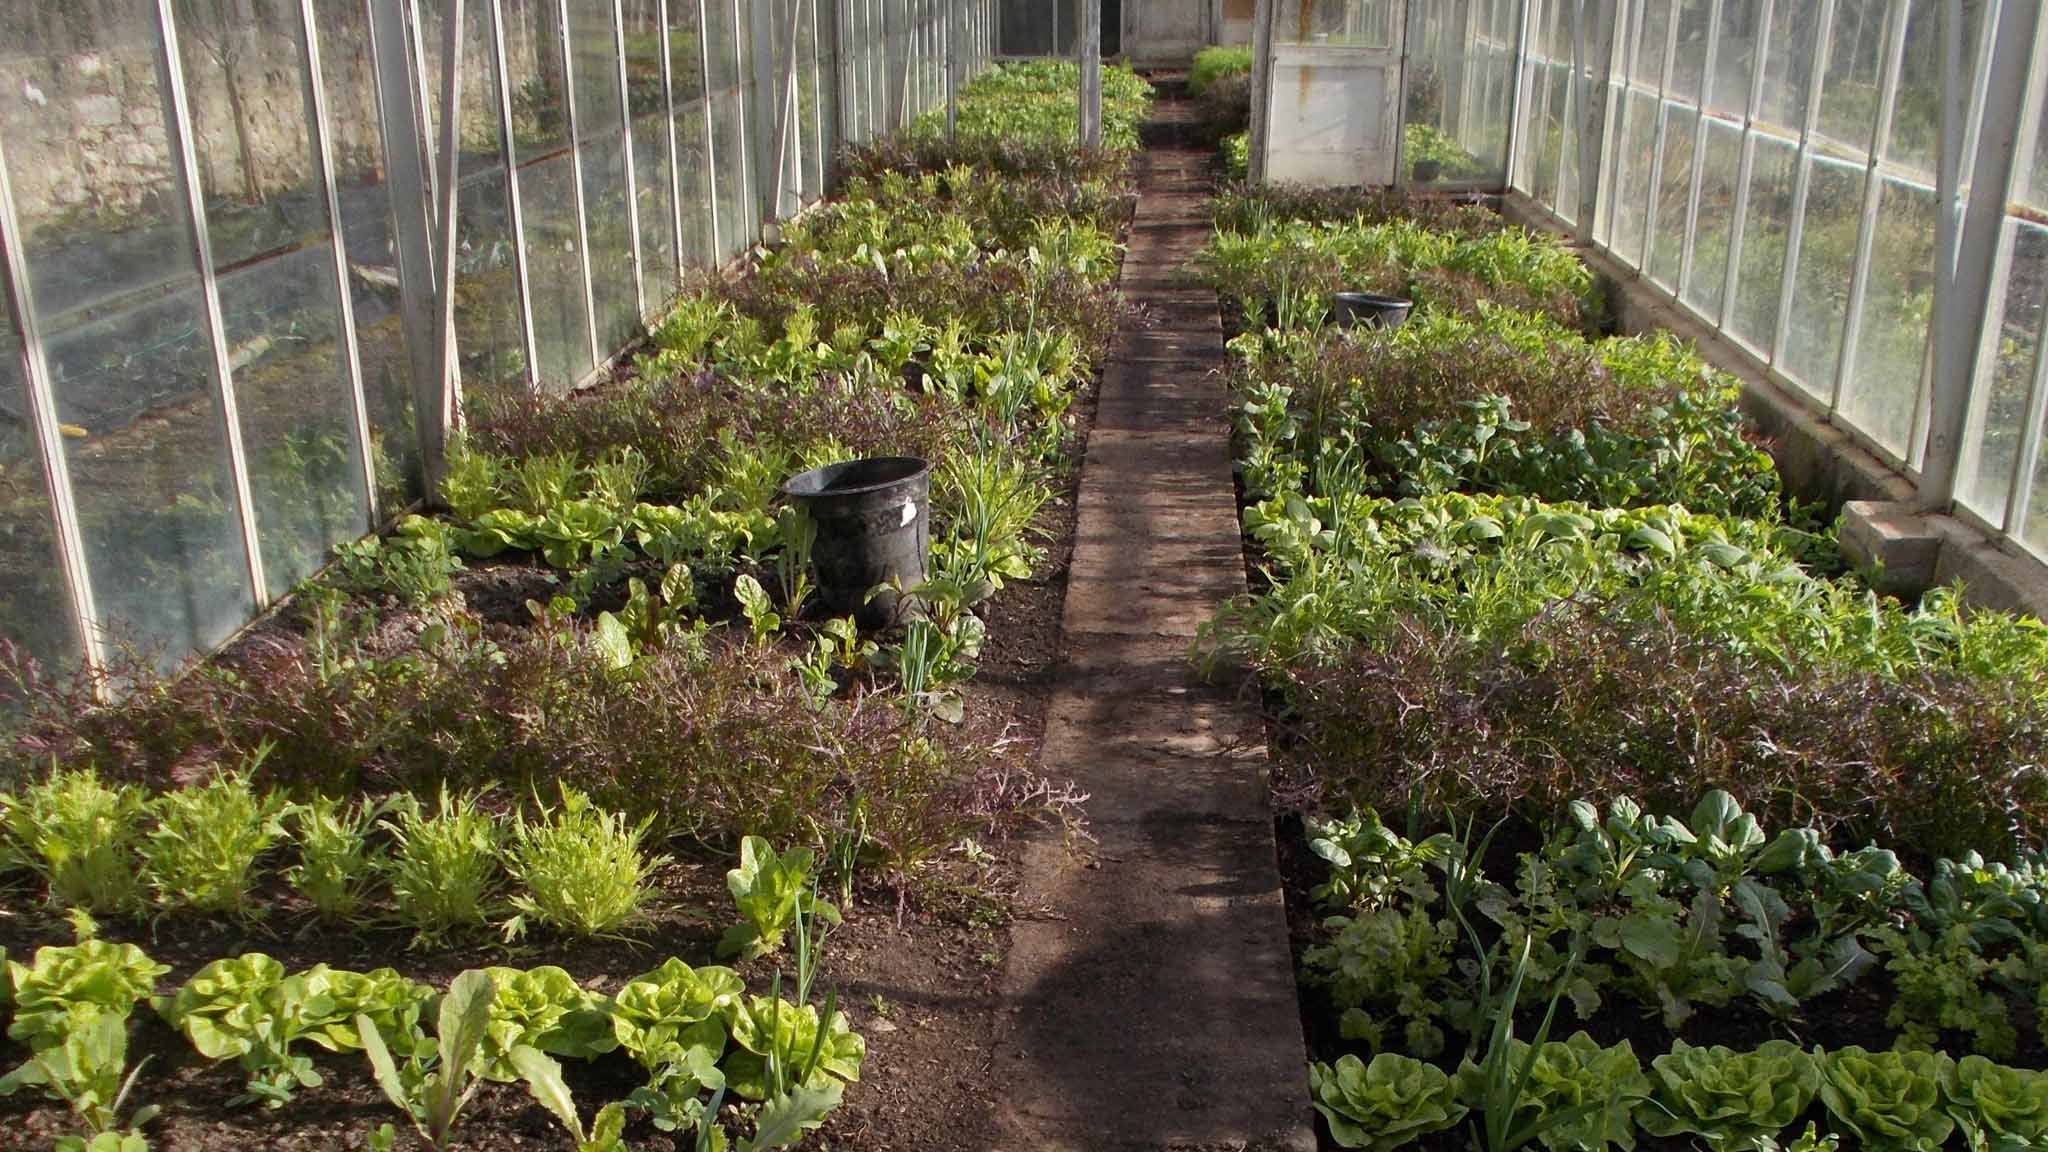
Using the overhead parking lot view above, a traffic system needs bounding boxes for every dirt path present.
[987,97,1316,1152]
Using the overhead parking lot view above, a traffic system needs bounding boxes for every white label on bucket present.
[899,501,917,528]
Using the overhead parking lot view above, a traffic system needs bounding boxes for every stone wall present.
[1,0,539,232]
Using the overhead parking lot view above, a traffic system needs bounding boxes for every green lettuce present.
[1308,1052,1465,1152]
[723,995,865,1101]
[1641,1040,1818,1150]
[1816,1046,1955,1152]
[476,965,618,1082]
[1948,1055,2048,1152]
[1457,1031,1647,1152]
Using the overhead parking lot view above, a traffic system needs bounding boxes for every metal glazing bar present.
[611,0,647,321]
[1719,0,1776,329]
[429,0,467,435]
[1597,0,1638,251]
[697,0,722,256]
[1248,0,1274,182]
[730,0,754,240]
[295,0,379,522]
[1828,0,1909,414]
[658,0,688,273]
[1637,0,1679,264]
[366,0,447,492]
[1502,0,1540,198]
[558,0,602,370]
[2000,16,2048,530]
[1675,0,1724,297]
[1913,0,2003,472]
[409,0,440,210]
[1923,0,2037,508]
[1769,0,1836,368]
[749,0,779,225]
[0,129,101,670]
[489,0,542,391]
[945,0,959,138]
[152,0,266,605]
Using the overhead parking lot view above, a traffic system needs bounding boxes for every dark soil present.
[0,370,1101,1152]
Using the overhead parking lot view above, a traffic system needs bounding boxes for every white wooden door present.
[1259,0,1405,186]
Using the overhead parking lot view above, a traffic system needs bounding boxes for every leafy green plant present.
[332,515,464,607]
[1307,806,1456,911]
[1816,1047,1956,1152]
[612,958,745,1132]
[287,793,387,921]
[155,953,338,1108]
[381,787,504,945]
[1640,1040,1819,1150]
[1307,1052,1465,1152]
[723,993,865,1102]
[6,930,168,1054]
[1458,1032,1649,1152]
[506,785,669,939]
[720,837,839,960]
[138,758,283,917]
[356,969,499,1151]
[473,965,618,1082]
[0,1009,157,1150]
[3,765,146,912]
[1950,1055,2048,1152]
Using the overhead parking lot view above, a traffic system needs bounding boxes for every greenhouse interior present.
[5,0,2048,1149]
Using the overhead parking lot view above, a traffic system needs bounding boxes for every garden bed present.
[0,62,1151,1152]
[1194,183,2048,1152]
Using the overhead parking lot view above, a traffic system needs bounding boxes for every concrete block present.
[1838,501,1943,598]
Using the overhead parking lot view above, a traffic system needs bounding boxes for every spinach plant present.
[720,837,839,960]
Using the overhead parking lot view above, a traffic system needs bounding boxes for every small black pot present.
[781,457,930,629]
[1329,292,1414,329]
[1413,158,1444,182]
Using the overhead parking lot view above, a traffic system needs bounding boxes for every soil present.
[0,361,1102,1152]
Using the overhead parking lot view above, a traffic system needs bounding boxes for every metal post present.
[1574,0,1614,238]
[1719,0,1775,331]
[1922,0,2038,509]
[0,133,100,671]
[1078,0,1102,150]
[1828,0,1908,414]
[152,0,266,605]
[1247,0,1274,182]
[1674,0,1723,297]
[1769,0,1836,371]
[658,0,689,272]
[557,0,602,370]
[1637,0,1679,274]
[429,0,467,441]
[697,0,722,256]
[489,0,542,391]
[366,0,447,491]
[946,0,960,138]
[1503,0,1539,197]
[296,0,379,522]
[612,0,647,322]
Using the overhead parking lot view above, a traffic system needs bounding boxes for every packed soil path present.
[988,98,1316,1152]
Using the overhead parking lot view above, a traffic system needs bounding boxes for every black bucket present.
[781,456,929,629]
[1330,292,1414,329]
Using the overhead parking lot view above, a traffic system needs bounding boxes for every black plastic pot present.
[781,456,929,629]
[1413,158,1444,183]
[1330,291,1414,329]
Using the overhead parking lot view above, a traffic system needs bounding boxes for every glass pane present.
[1884,0,1951,184]
[709,0,751,258]
[625,0,678,308]
[1961,219,2048,527]
[1707,0,1758,118]
[1816,0,1886,159]
[0,275,80,672]
[1648,108,1695,290]
[1277,0,1398,47]
[317,0,421,508]
[4,0,253,663]
[801,0,825,203]
[2026,408,2048,554]
[1682,119,1741,318]
[505,0,595,387]
[1729,133,1798,353]
[1839,175,1935,459]
[670,0,716,270]
[1610,89,1657,269]
[1781,157,1865,399]
[571,0,637,354]
[1632,0,1670,88]
[175,0,371,599]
